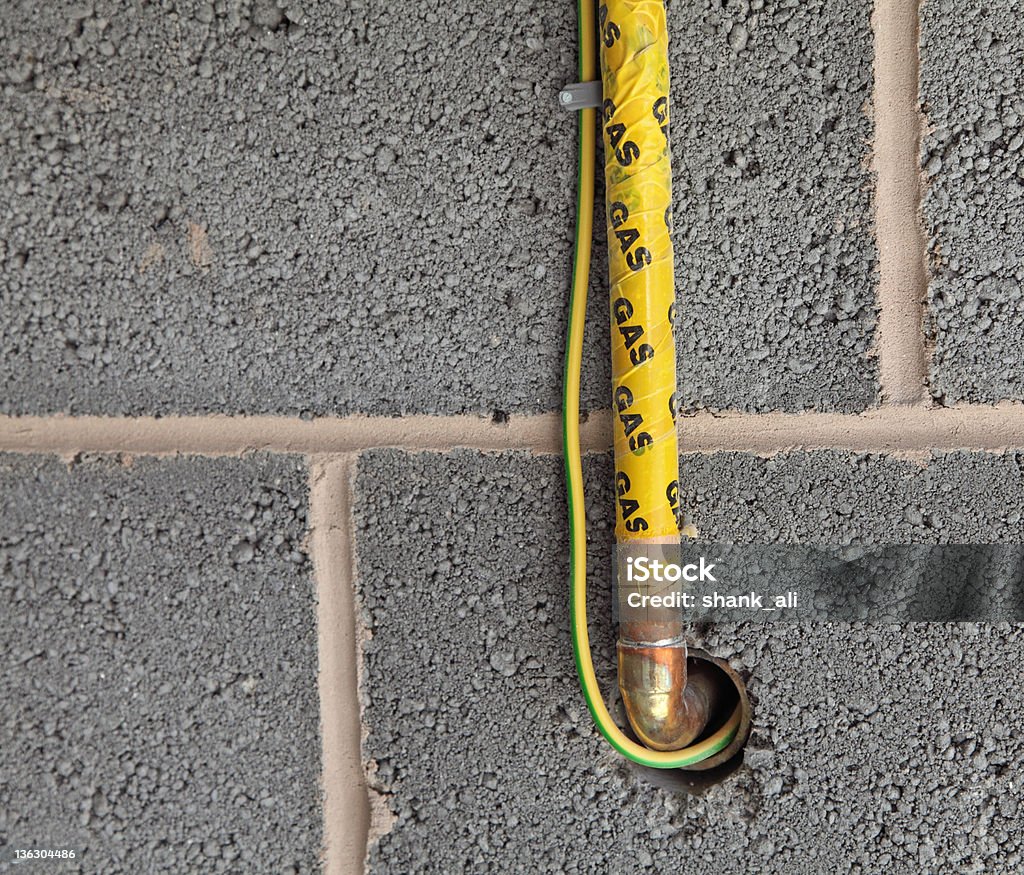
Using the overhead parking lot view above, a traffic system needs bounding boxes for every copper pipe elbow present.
[617,642,719,751]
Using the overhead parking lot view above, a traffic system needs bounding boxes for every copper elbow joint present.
[617,641,718,751]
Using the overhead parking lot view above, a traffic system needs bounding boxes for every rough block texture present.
[0,453,321,874]
[922,0,1024,403]
[669,0,877,413]
[356,449,1024,873]
[0,0,876,417]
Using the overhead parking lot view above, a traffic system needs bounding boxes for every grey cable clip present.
[558,81,602,111]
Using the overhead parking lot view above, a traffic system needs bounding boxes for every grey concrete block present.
[922,0,1024,403]
[356,448,1024,873]
[668,0,878,413]
[0,453,320,874]
[0,1,875,417]
[0,0,581,417]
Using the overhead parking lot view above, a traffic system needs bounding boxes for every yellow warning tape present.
[600,0,680,541]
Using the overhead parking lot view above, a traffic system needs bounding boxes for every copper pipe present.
[615,544,750,761]
[618,642,720,751]
[616,541,716,752]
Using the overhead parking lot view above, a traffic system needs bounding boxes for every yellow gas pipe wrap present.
[600,0,680,541]
[565,0,741,770]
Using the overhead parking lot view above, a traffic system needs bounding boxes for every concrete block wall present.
[2,0,1024,872]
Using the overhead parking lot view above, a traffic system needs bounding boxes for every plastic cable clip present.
[559,81,602,111]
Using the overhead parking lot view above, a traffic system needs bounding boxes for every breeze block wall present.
[2,1,1024,873]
